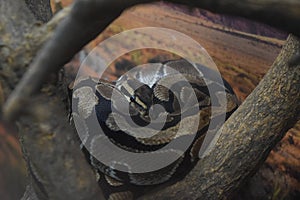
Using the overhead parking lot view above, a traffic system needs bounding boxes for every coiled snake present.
[72,59,238,200]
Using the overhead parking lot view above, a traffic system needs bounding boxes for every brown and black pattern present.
[71,59,239,199]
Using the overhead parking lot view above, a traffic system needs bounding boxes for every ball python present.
[71,59,238,200]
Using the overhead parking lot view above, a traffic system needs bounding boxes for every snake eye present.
[130,95,135,102]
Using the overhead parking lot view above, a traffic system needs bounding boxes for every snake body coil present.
[72,59,238,199]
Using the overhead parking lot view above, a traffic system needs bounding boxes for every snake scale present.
[71,59,238,200]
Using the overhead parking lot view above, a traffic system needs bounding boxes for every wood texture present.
[140,34,300,200]
[168,0,300,37]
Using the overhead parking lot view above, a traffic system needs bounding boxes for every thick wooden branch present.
[168,0,300,37]
[140,35,300,199]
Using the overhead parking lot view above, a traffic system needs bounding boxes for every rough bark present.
[140,35,300,199]
[25,0,53,22]
[0,0,37,97]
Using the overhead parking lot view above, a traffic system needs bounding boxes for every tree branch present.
[139,35,300,199]
[168,0,300,37]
